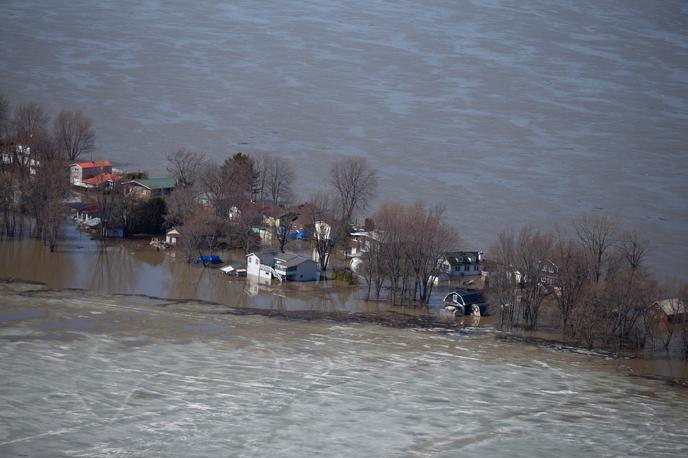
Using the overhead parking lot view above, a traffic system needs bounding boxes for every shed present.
[166,227,182,246]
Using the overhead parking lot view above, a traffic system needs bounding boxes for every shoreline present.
[2,277,687,389]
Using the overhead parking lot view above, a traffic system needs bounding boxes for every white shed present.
[246,251,278,281]
[166,227,182,246]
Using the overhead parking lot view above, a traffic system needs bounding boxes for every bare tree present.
[308,192,339,271]
[274,211,297,253]
[551,228,589,336]
[487,230,519,331]
[13,102,48,146]
[574,213,616,283]
[265,156,294,204]
[375,202,406,305]
[0,91,10,141]
[93,177,126,240]
[178,207,215,263]
[164,184,199,228]
[330,156,377,228]
[608,232,654,353]
[0,170,19,237]
[360,233,386,300]
[404,202,458,304]
[229,204,260,254]
[368,201,456,306]
[514,227,553,330]
[53,110,95,162]
[166,148,205,187]
[678,284,688,358]
[23,157,70,250]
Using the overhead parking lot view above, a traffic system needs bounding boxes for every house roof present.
[445,251,481,266]
[166,226,182,235]
[82,173,124,185]
[656,298,686,316]
[274,252,314,268]
[128,177,177,190]
[73,161,112,169]
[247,249,279,258]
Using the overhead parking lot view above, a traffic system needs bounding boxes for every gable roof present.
[73,161,112,169]
[128,177,177,190]
[656,298,686,316]
[274,252,314,268]
[445,251,481,266]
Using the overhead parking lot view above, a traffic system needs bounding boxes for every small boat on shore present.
[443,290,486,316]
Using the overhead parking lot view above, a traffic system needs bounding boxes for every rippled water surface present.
[1,0,687,276]
[1,285,687,457]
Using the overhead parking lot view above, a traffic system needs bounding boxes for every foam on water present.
[1,289,687,456]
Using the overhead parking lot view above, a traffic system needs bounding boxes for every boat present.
[442,290,487,316]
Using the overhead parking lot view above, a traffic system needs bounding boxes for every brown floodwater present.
[1,282,687,457]
[2,0,687,279]
[1,221,687,383]
[0,223,432,316]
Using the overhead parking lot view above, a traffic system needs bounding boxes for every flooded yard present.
[1,283,687,457]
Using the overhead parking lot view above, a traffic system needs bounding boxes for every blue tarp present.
[194,255,222,264]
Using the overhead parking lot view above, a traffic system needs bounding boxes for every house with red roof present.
[70,161,123,188]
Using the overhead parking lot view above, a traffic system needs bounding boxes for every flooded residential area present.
[2,0,688,456]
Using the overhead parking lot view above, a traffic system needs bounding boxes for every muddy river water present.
[2,0,687,277]
[2,228,688,456]
[1,282,687,457]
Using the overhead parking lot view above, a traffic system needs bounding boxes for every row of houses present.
[69,161,177,197]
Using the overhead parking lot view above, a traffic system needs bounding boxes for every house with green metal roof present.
[124,176,177,199]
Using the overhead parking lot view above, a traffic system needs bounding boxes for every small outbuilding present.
[166,227,182,246]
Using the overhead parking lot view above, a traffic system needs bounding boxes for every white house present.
[246,250,319,282]
[246,251,279,281]
[349,230,382,257]
[274,253,319,282]
[441,251,484,277]
[70,161,113,187]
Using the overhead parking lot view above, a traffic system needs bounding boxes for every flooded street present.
[1,0,687,277]
[1,283,687,457]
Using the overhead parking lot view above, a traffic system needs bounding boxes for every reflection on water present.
[0,287,687,457]
[0,225,422,315]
